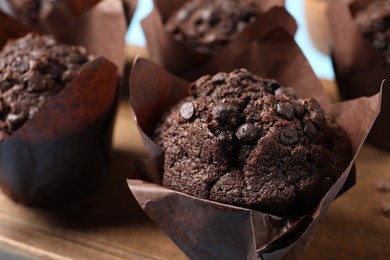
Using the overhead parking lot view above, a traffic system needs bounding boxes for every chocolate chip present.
[199,111,206,121]
[276,103,295,120]
[237,69,254,81]
[382,16,390,29]
[212,103,228,119]
[11,59,29,74]
[30,50,44,58]
[211,72,227,84]
[67,52,85,64]
[0,100,8,120]
[180,102,195,120]
[176,9,189,22]
[236,123,260,142]
[292,103,304,119]
[208,11,220,26]
[304,122,318,140]
[0,80,13,93]
[201,8,213,21]
[280,126,299,145]
[40,63,64,79]
[241,11,257,23]
[172,28,182,38]
[212,102,240,126]
[193,10,205,25]
[380,202,390,217]
[264,79,281,92]
[7,113,27,131]
[34,59,48,71]
[375,179,390,192]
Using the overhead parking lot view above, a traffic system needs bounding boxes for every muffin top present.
[155,69,352,216]
[0,33,91,139]
[165,0,259,55]
[8,0,54,25]
[355,0,390,64]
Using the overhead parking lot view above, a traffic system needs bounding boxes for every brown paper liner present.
[0,9,30,48]
[1,0,135,76]
[142,0,296,81]
[0,17,119,206]
[327,0,390,150]
[0,57,118,206]
[127,28,381,259]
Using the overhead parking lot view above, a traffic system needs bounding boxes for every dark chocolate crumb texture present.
[165,0,259,55]
[155,69,352,217]
[355,0,390,64]
[0,33,91,140]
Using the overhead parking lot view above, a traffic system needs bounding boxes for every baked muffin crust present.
[155,69,352,216]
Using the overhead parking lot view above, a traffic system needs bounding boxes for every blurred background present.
[126,0,334,80]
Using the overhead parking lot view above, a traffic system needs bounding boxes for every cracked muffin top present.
[165,0,259,55]
[0,33,91,140]
[154,68,352,217]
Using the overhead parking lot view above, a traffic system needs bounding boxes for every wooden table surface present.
[0,79,389,259]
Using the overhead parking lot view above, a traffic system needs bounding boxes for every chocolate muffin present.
[165,0,259,55]
[0,32,91,140]
[355,0,390,64]
[7,0,55,25]
[155,69,352,216]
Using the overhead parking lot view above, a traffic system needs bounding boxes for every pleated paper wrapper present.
[327,0,389,149]
[142,0,297,81]
[127,28,381,259]
[0,6,120,206]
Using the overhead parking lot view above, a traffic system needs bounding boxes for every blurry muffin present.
[7,0,57,25]
[165,0,259,55]
[354,0,390,64]
[155,68,352,216]
[0,32,91,141]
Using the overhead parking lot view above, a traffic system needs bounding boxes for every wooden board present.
[0,80,389,259]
